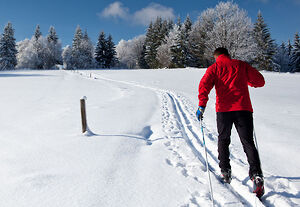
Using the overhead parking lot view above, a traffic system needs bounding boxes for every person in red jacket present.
[196,47,265,198]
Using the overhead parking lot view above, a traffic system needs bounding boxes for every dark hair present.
[213,47,230,57]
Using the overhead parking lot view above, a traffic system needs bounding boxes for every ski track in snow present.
[71,70,298,207]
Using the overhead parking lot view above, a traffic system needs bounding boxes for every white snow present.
[0,69,299,207]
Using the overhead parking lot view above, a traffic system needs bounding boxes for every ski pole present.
[199,119,214,207]
[253,126,262,169]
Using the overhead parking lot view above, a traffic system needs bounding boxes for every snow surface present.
[0,69,299,207]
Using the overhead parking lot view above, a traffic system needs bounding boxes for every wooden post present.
[80,97,87,133]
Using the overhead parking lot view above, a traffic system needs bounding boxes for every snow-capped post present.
[80,96,87,133]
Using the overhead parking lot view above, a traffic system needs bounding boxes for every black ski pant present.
[217,111,262,178]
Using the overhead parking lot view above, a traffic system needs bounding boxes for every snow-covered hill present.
[0,69,299,207]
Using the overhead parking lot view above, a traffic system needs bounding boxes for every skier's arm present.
[198,66,216,107]
[246,63,265,88]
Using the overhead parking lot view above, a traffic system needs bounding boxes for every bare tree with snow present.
[195,2,257,64]
[116,35,145,69]
[62,45,72,70]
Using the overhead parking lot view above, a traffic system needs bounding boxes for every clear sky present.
[0,0,299,46]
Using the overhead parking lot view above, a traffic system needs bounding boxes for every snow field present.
[0,69,299,206]
[79,69,300,206]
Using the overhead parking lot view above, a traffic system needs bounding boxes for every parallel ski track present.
[72,70,296,207]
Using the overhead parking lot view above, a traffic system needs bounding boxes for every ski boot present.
[220,169,232,184]
[252,174,265,199]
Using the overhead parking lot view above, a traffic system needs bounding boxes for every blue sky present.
[0,0,299,46]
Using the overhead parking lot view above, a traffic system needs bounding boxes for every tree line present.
[62,26,117,70]
[0,24,117,70]
[117,2,300,72]
[0,1,299,72]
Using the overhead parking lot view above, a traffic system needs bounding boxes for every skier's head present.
[213,47,230,59]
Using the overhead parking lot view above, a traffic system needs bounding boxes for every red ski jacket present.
[198,54,265,112]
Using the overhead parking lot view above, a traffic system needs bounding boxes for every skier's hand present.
[196,106,205,121]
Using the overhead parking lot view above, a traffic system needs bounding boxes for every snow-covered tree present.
[47,26,58,44]
[17,36,49,69]
[116,39,132,68]
[80,30,95,69]
[176,16,182,29]
[71,26,83,69]
[188,20,207,67]
[70,26,94,69]
[34,25,42,41]
[144,17,172,68]
[273,42,290,72]
[131,36,146,69]
[156,42,172,68]
[69,27,95,69]
[198,2,257,64]
[182,15,193,67]
[253,11,276,71]
[62,45,72,70]
[167,16,193,68]
[290,32,300,72]
[44,26,62,69]
[32,25,45,69]
[116,35,145,69]
[144,22,157,68]
[287,39,293,57]
[16,39,35,69]
[17,25,62,69]
[0,22,18,70]
[169,24,185,68]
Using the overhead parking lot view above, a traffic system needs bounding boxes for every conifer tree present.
[167,19,174,32]
[0,22,18,70]
[176,16,182,29]
[81,30,94,69]
[188,21,206,68]
[290,32,300,72]
[287,39,293,57]
[34,25,42,41]
[33,24,44,69]
[44,26,62,68]
[95,31,107,68]
[71,26,84,69]
[183,16,192,36]
[144,17,172,68]
[274,42,290,72]
[105,34,117,68]
[253,11,276,71]
[138,44,149,69]
[182,15,193,67]
[167,16,193,68]
[47,26,58,44]
[72,26,83,52]
[144,22,157,68]
[170,25,185,68]
[156,26,178,68]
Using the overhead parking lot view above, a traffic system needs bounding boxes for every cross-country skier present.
[196,47,265,198]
